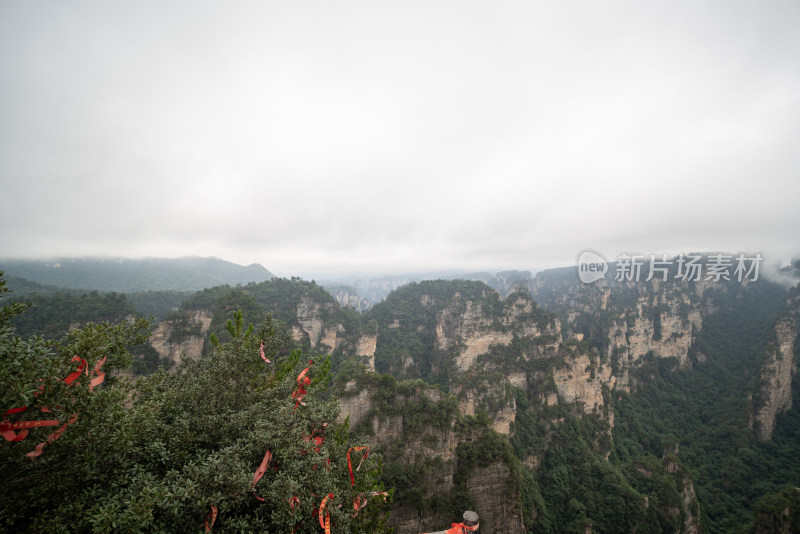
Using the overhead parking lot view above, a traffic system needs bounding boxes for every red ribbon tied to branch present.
[347,446,369,487]
[288,495,300,513]
[259,340,271,363]
[352,491,389,517]
[204,505,217,532]
[62,355,88,385]
[318,493,333,534]
[291,361,313,412]
[88,356,107,392]
[251,450,273,501]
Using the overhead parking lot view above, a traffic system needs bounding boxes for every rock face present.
[529,270,715,402]
[436,299,514,372]
[148,310,212,365]
[466,462,526,534]
[430,288,561,434]
[607,301,701,370]
[337,381,374,428]
[336,374,525,534]
[289,296,344,353]
[552,352,614,416]
[681,477,701,534]
[355,334,377,370]
[295,296,327,348]
[752,316,798,441]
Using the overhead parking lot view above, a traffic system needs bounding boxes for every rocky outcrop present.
[294,296,342,353]
[338,380,375,428]
[148,310,212,364]
[531,269,708,398]
[552,352,615,417]
[681,477,701,534]
[466,462,526,534]
[436,299,511,372]
[432,289,560,436]
[606,298,701,375]
[355,334,377,370]
[456,379,518,435]
[295,297,326,348]
[752,316,798,441]
[344,275,800,532]
[435,290,559,374]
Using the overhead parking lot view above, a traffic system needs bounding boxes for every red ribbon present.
[88,356,107,392]
[352,491,388,517]
[292,361,313,412]
[259,340,271,363]
[303,424,327,452]
[288,495,299,512]
[347,446,369,487]
[0,418,62,442]
[25,413,78,459]
[204,505,217,532]
[251,450,273,501]
[318,493,333,534]
[63,356,88,385]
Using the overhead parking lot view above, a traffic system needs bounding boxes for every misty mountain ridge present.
[0,256,275,292]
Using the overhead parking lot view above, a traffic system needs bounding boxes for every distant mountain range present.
[0,257,275,292]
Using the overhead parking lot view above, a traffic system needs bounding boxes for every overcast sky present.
[1,1,798,278]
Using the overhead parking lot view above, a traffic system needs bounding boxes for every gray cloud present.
[1,1,798,278]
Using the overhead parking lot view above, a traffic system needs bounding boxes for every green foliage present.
[126,290,193,321]
[2,275,88,296]
[748,484,800,533]
[1,293,389,532]
[533,417,646,533]
[131,342,174,375]
[10,290,137,340]
[205,291,264,354]
[1,275,150,428]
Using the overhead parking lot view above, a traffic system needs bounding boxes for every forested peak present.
[374,279,498,309]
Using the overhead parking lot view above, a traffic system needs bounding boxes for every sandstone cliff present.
[751,314,798,441]
[148,310,212,365]
[336,369,525,534]
[292,296,344,353]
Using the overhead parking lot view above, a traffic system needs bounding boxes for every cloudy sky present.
[1,1,798,278]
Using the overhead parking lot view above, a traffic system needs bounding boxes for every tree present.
[0,279,390,532]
